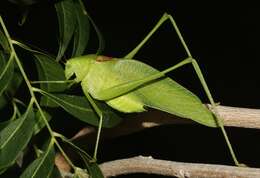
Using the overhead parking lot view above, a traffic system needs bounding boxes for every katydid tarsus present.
[64,13,242,166]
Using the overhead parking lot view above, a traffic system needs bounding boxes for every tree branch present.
[71,105,260,142]
[207,105,260,129]
[99,156,260,178]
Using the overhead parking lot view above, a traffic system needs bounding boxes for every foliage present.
[0,0,118,177]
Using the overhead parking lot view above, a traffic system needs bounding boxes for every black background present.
[1,0,260,177]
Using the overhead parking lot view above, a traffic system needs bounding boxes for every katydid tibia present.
[65,13,242,166]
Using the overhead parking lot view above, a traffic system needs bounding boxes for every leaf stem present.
[0,16,77,172]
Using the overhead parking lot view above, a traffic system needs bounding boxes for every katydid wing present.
[65,54,217,127]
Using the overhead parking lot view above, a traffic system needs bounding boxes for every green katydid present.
[65,13,242,166]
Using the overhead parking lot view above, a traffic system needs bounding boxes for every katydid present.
[65,13,242,166]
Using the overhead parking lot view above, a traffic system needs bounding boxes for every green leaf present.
[34,54,67,92]
[34,110,52,135]
[72,0,90,57]
[0,120,11,131]
[0,30,10,53]
[55,0,76,61]
[20,140,55,178]
[0,101,35,171]
[57,133,92,160]
[34,54,67,106]
[36,89,121,128]
[0,51,14,97]
[6,69,23,97]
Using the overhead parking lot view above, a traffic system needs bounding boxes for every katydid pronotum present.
[65,13,242,166]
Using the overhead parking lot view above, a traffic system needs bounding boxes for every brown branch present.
[99,156,260,178]
[209,105,260,129]
[71,105,260,142]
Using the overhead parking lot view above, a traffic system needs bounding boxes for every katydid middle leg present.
[84,91,104,162]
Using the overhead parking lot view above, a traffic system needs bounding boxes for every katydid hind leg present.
[190,59,242,166]
[125,13,191,59]
[166,13,241,166]
[125,12,241,166]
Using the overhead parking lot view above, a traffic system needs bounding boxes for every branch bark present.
[99,156,260,178]
[207,105,260,129]
[71,105,260,142]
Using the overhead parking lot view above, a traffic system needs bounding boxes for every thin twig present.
[99,156,260,178]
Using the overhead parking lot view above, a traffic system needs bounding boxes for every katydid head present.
[65,54,97,82]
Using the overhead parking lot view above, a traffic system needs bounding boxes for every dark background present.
[1,0,260,177]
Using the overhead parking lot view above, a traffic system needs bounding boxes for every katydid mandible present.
[65,13,241,166]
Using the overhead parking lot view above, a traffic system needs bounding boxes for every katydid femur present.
[65,13,241,166]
